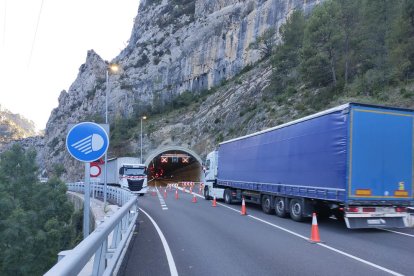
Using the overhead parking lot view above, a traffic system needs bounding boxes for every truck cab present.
[119,164,148,196]
[203,151,225,200]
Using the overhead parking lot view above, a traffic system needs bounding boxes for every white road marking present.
[380,228,414,238]
[139,208,178,276]
[156,187,168,211]
[317,243,404,276]
[190,186,404,276]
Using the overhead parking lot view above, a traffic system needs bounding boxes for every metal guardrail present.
[68,182,134,206]
[45,183,138,276]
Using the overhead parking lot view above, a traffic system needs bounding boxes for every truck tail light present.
[346,207,359,212]
[362,207,376,212]
[395,207,406,212]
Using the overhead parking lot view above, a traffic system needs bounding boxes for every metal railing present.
[45,183,138,276]
[68,182,134,206]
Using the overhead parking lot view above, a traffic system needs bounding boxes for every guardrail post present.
[111,223,121,249]
[92,239,107,276]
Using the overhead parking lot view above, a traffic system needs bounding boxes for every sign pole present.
[66,122,109,240]
[83,163,91,239]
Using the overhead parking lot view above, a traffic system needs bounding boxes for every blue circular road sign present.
[66,122,109,162]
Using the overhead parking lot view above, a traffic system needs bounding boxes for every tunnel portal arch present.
[144,146,204,183]
[144,146,203,167]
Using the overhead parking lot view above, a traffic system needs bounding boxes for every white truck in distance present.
[102,157,148,196]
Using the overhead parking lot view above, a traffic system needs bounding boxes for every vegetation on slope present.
[0,145,82,275]
[267,0,414,111]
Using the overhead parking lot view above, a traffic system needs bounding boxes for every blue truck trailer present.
[203,103,414,228]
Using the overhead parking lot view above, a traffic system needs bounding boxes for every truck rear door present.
[348,105,414,202]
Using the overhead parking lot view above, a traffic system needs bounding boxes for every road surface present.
[119,184,414,276]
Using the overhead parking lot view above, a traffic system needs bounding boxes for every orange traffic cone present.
[212,196,217,207]
[241,197,247,215]
[192,192,197,203]
[189,187,193,194]
[164,189,167,198]
[175,189,179,200]
[309,213,322,243]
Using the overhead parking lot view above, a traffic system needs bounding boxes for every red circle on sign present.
[90,164,101,177]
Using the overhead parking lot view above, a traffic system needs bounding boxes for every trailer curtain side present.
[217,108,348,202]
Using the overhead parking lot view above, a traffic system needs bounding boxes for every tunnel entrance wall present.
[144,146,203,167]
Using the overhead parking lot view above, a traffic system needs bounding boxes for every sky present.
[0,0,140,131]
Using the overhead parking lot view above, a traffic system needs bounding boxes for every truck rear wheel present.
[332,209,344,221]
[261,195,273,214]
[204,186,211,200]
[224,189,233,204]
[289,199,304,222]
[275,197,287,218]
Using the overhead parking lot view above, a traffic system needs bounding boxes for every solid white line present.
[248,215,308,240]
[139,208,178,276]
[206,196,404,276]
[380,228,414,238]
[318,243,404,276]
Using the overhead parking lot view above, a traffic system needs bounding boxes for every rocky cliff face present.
[34,0,320,180]
[118,0,319,103]
[0,105,39,148]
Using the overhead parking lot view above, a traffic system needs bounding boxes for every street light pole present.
[104,63,119,207]
[140,116,147,163]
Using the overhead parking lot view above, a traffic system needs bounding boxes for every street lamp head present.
[142,116,147,120]
[108,63,119,73]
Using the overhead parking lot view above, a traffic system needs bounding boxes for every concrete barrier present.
[67,192,95,230]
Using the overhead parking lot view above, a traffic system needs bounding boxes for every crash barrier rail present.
[68,181,134,206]
[45,183,138,276]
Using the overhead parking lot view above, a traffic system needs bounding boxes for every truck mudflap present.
[344,213,408,229]
[408,208,414,227]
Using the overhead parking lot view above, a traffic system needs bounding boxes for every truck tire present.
[224,189,233,204]
[289,199,304,222]
[261,195,273,214]
[275,197,287,218]
[332,209,344,221]
[204,186,212,200]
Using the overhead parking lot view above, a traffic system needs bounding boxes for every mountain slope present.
[14,0,414,181]
[0,105,38,147]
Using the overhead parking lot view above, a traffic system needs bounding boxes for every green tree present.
[250,27,277,58]
[0,145,74,275]
[336,0,360,86]
[389,0,414,82]
[301,0,343,87]
[269,10,305,95]
[353,0,402,93]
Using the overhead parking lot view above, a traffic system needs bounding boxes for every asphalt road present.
[119,184,414,276]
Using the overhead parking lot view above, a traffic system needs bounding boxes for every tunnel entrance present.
[144,146,203,186]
